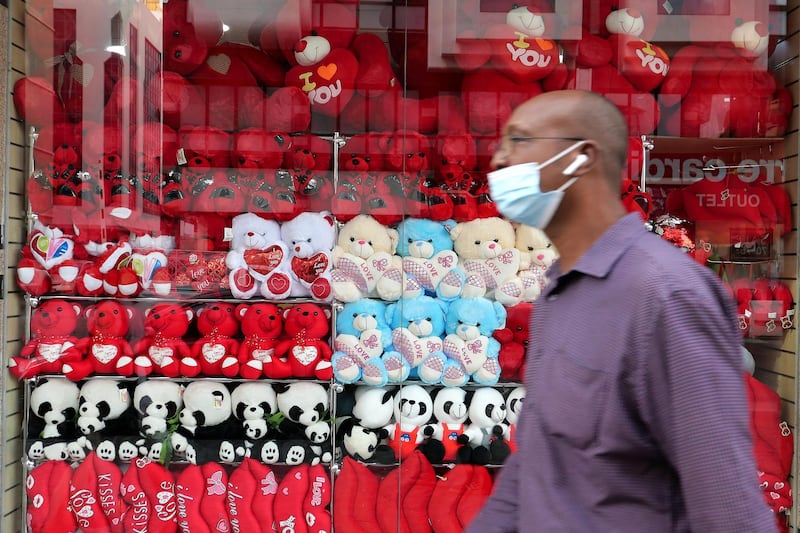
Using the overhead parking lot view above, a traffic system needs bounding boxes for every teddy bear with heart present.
[330,214,403,302]
[385,295,449,384]
[332,299,392,386]
[280,211,336,302]
[381,217,465,303]
[16,220,83,297]
[450,217,525,307]
[422,297,506,387]
[273,305,333,380]
[64,299,135,381]
[225,212,293,300]
[132,302,194,377]
[236,302,284,380]
[515,224,558,302]
[182,302,241,378]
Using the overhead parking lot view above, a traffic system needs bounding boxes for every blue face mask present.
[487,141,587,229]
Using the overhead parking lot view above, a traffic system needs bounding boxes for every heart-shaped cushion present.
[284,48,359,117]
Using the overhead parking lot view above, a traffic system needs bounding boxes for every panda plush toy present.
[336,385,395,463]
[458,387,511,465]
[184,438,250,466]
[29,377,80,440]
[418,386,469,464]
[132,379,184,439]
[249,438,330,466]
[77,378,136,436]
[172,380,237,456]
[274,382,330,444]
[231,381,278,441]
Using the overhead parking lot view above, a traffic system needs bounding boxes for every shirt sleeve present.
[639,283,778,532]
[464,451,520,533]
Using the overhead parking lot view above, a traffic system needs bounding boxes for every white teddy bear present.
[280,211,336,301]
[225,212,292,299]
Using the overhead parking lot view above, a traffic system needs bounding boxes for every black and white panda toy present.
[231,382,278,441]
[336,385,395,463]
[29,377,80,439]
[274,382,330,444]
[172,380,236,455]
[132,379,184,439]
[460,387,510,465]
[77,378,135,435]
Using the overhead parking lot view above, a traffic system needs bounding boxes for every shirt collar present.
[545,213,646,292]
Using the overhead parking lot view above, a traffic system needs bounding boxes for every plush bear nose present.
[358,240,366,245]
[302,311,309,316]
[537,253,545,260]
[295,246,301,252]
[488,243,496,249]
[415,242,423,247]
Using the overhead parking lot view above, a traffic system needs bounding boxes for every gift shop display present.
[10,0,795,532]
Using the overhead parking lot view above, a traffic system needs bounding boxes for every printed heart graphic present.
[775,482,785,490]
[244,245,284,278]
[202,343,225,363]
[485,24,559,84]
[207,53,232,75]
[392,328,442,368]
[291,253,330,284]
[310,278,331,300]
[404,250,458,290]
[252,348,274,362]
[39,343,66,363]
[285,48,358,117]
[30,231,73,270]
[217,519,229,532]
[92,344,119,364]
[611,34,670,92]
[464,250,520,289]
[75,506,94,518]
[317,63,337,80]
[292,345,318,366]
[157,491,173,505]
[131,251,168,289]
[148,345,173,365]
[266,272,290,295]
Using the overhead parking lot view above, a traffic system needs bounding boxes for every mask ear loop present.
[538,140,588,170]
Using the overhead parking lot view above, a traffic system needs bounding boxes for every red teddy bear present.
[183,302,241,378]
[272,303,333,380]
[64,300,135,381]
[133,303,194,377]
[9,299,83,379]
[237,302,284,380]
[493,302,533,382]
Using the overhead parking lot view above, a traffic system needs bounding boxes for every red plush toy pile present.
[26,454,334,533]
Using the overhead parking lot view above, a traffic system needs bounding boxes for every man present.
[467,90,777,532]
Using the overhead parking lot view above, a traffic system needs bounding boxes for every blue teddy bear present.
[385,218,465,301]
[419,297,506,387]
[383,295,449,383]
[331,299,392,386]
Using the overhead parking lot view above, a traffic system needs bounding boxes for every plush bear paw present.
[382,351,411,382]
[314,359,333,381]
[179,357,202,378]
[437,269,465,300]
[221,357,240,378]
[494,278,524,307]
[133,356,154,377]
[310,277,332,301]
[239,360,264,380]
[157,356,181,378]
[375,267,403,301]
[262,272,291,299]
[331,270,365,302]
[360,358,389,387]
[115,356,134,377]
[418,352,447,385]
[461,274,487,299]
[442,360,469,388]
[472,356,501,386]
[229,268,259,299]
[332,352,362,384]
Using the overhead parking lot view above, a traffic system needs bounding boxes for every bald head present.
[509,90,629,183]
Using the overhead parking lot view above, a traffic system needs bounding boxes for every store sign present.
[645,157,784,185]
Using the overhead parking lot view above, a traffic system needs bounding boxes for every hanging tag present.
[176,148,187,166]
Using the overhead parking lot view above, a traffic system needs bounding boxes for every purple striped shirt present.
[467,213,777,532]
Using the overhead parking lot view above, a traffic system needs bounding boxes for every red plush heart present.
[610,35,670,92]
[485,24,559,84]
[291,253,329,284]
[244,246,284,276]
[285,48,359,117]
